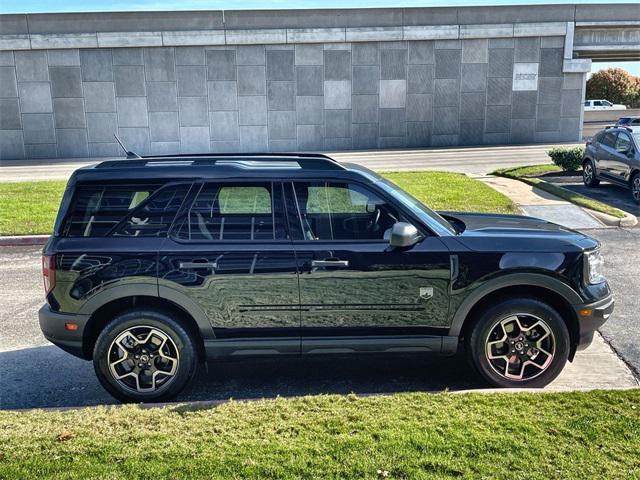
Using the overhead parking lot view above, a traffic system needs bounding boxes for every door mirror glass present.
[389,222,420,248]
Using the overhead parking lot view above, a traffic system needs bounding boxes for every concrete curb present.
[0,235,49,247]
[587,209,638,228]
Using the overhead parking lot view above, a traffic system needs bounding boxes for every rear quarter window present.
[61,182,190,237]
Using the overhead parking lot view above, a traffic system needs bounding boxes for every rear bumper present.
[38,305,90,359]
[573,294,615,351]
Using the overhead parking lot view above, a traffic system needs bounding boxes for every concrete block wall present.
[0,38,586,159]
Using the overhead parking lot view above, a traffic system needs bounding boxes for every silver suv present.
[583,126,640,204]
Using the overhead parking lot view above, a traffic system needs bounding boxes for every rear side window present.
[174,182,284,241]
[61,183,189,237]
[601,131,617,148]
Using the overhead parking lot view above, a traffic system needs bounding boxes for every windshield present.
[375,177,457,236]
[633,132,640,146]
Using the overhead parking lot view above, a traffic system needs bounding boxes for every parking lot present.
[547,175,640,222]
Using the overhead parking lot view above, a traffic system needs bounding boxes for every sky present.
[4,0,640,14]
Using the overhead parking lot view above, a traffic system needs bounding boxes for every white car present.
[584,100,627,111]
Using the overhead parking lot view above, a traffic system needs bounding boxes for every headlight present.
[584,249,605,285]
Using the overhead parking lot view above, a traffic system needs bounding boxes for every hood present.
[438,211,599,253]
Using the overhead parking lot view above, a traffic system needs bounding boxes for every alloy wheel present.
[583,164,593,184]
[633,176,640,202]
[108,325,180,393]
[484,314,555,381]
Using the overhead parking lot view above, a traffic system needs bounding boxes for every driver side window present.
[293,182,400,241]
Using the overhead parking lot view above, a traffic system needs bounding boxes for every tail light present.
[42,255,56,296]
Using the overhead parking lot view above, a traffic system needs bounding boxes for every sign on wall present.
[513,63,539,91]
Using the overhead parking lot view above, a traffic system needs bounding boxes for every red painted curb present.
[0,235,49,246]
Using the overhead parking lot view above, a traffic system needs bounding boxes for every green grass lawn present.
[383,171,518,214]
[0,172,517,236]
[493,164,626,219]
[0,181,66,236]
[493,164,563,178]
[0,390,638,479]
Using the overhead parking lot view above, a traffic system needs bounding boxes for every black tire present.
[93,309,198,403]
[631,172,640,205]
[583,159,600,187]
[465,297,570,388]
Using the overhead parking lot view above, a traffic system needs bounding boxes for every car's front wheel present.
[631,172,640,205]
[93,309,198,403]
[583,160,600,187]
[466,298,570,388]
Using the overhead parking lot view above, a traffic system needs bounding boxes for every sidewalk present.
[480,175,606,230]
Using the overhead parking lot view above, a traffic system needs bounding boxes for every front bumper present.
[38,304,90,359]
[573,294,614,351]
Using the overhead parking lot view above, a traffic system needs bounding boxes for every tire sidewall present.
[631,172,640,205]
[583,160,598,187]
[93,310,197,403]
[467,298,570,388]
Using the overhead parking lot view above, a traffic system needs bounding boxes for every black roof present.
[70,152,374,184]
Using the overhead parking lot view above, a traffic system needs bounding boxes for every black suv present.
[40,153,613,402]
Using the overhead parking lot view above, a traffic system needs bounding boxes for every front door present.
[158,181,301,356]
[285,181,451,353]
[609,131,634,181]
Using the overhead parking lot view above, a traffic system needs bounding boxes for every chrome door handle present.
[179,261,218,269]
[311,260,349,268]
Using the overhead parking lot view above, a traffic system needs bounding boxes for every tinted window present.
[62,183,165,237]
[615,132,632,153]
[293,182,401,241]
[601,131,617,147]
[114,184,191,237]
[175,182,283,241]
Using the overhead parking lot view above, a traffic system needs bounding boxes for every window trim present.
[288,178,433,244]
[168,180,291,244]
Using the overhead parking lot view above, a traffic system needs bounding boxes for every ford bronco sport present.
[40,153,613,402]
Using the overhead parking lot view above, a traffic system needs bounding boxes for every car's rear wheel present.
[583,160,600,187]
[93,309,198,403]
[631,172,640,205]
[466,298,570,388]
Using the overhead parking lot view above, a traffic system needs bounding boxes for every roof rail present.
[95,152,346,170]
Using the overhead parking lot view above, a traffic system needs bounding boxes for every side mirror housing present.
[389,222,421,248]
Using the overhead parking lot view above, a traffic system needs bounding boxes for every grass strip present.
[0,390,638,479]
[493,165,626,219]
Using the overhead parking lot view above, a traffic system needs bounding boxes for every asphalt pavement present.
[587,227,640,376]
[547,177,640,223]
[0,243,636,410]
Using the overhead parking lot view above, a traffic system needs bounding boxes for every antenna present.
[113,134,141,159]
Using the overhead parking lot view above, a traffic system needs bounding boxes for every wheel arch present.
[450,275,581,359]
[80,289,212,361]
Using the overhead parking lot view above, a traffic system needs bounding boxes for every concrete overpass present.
[0,3,638,160]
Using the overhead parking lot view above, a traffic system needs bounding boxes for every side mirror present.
[389,222,421,248]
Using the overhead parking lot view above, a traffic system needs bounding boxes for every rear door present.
[596,130,618,176]
[159,181,301,356]
[285,180,451,354]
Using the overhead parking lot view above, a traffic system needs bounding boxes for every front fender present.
[448,273,582,337]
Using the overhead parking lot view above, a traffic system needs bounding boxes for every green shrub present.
[547,147,585,171]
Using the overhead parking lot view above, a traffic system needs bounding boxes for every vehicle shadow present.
[0,345,486,410]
